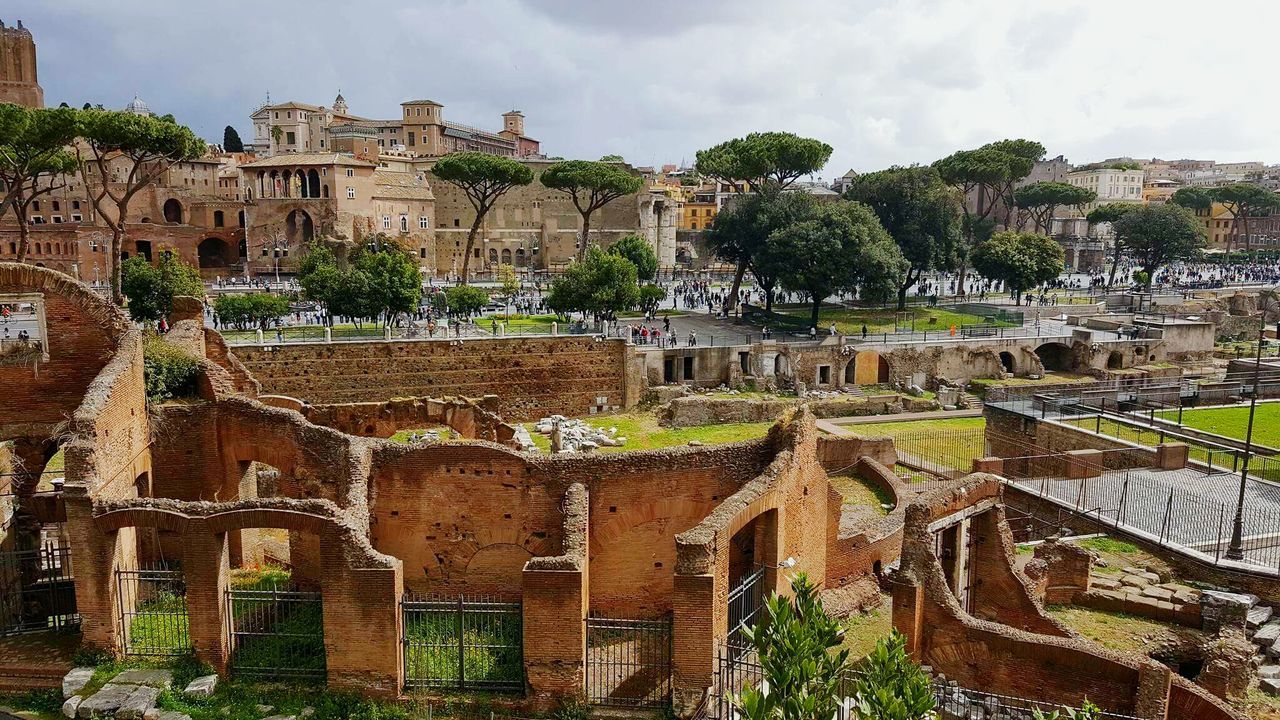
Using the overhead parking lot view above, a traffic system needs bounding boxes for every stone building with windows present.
[0,19,42,108]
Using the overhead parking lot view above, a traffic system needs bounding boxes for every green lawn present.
[845,417,987,472]
[827,471,893,515]
[389,427,458,443]
[763,304,1012,335]
[218,323,382,343]
[839,594,894,660]
[522,411,774,454]
[472,313,558,334]
[1156,402,1280,448]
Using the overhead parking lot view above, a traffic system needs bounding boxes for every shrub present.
[444,285,490,317]
[143,336,201,403]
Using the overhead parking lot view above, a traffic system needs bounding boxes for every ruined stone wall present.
[815,434,897,471]
[824,458,905,606]
[230,336,641,421]
[302,395,516,446]
[660,395,936,428]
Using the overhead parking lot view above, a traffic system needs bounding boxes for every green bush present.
[143,336,201,403]
[214,293,290,330]
[122,252,204,323]
[444,285,490,317]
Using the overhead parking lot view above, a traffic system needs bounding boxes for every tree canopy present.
[298,240,422,326]
[545,246,640,318]
[432,152,535,283]
[1169,186,1213,212]
[75,108,207,303]
[222,125,244,153]
[695,131,832,192]
[1085,202,1135,226]
[606,234,658,282]
[213,293,290,330]
[540,160,644,261]
[0,104,79,261]
[845,165,960,309]
[1112,204,1205,287]
[705,189,817,311]
[120,252,204,323]
[1013,181,1095,233]
[1210,183,1280,253]
[443,285,490,317]
[971,231,1064,303]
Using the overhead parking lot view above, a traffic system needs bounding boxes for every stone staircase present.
[959,391,983,410]
[0,664,64,693]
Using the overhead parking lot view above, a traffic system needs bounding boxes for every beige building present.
[1063,166,1145,216]
[250,94,540,160]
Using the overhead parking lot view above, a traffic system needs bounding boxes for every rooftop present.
[240,152,377,169]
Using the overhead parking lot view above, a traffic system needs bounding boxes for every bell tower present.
[0,19,43,108]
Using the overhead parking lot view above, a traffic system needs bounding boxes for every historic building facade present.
[0,19,42,108]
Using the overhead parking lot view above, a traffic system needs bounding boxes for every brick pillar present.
[182,529,230,673]
[672,573,715,719]
[1133,661,1172,720]
[1063,449,1102,479]
[522,566,587,700]
[890,578,924,660]
[65,494,131,654]
[319,528,403,698]
[972,457,1004,475]
[1155,443,1189,470]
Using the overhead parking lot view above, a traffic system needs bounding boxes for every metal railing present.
[585,614,672,708]
[0,541,77,636]
[726,566,766,653]
[402,594,523,692]
[227,584,325,680]
[116,565,191,656]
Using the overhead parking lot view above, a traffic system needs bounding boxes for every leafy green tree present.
[637,283,667,314]
[213,293,290,330]
[934,139,1043,290]
[120,252,204,323]
[598,154,624,162]
[297,242,343,324]
[733,573,849,720]
[1170,186,1213,212]
[1086,203,1136,289]
[75,108,206,303]
[496,263,520,318]
[607,233,658,281]
[852,631,938,720]
[696,132,833,311]
[545,246,640,319]
[772,200,907,328]
[222,125,244,153]
[443,285,490,317]
[354,245,423,328]
[971,231,1064,304]
[431,152,534,283]
[1112,204,1205,289]
[0,105,79,262]
[1210,183,1280,254]
[540,160,644,261]
[705,188,816,311]
[1013,181,1096,234]
[845,165,960,309]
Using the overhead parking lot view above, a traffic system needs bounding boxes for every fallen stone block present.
[62,695,83,719]
[1091,576,1122,591]
[1261,678,1280,696]
[1256,620,1280,646]
[115,685,162,720]
[1141,585,1174,600]
[77,683,135,718]
[1260,665,1280,680]
[110,670,172,690]
[63,668,95,699]
[1121,573,1152,588]
[1249,605,1274,629]
[182,675,217,698]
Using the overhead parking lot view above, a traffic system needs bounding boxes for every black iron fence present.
[116,565,191,656]
[227,585,325,680]
[584,614,672,708]
[726,566,766,653]
[0,541,77,635]
[402,594,523,692]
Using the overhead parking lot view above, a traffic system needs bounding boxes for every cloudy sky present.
[9,0,1275,177]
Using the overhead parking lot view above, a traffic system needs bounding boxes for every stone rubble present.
[59,668,190,720]
[62,667,94,698]
[533,415,626,453]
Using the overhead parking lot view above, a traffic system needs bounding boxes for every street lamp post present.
[1226,289,1275,560]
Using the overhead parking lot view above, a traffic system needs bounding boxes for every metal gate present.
[585,615,672,708]
[116,566,190,656]
[402,595,523,691]
[0,541,77,636]
[227,585,325,679]
[726,566,766,652]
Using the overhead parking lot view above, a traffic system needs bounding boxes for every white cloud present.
[8,0,1278,173]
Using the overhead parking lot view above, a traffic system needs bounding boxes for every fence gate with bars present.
[726,566,766,652]
[402,595,523,691]
[116,566,191,656]
[0,541,77,636]
[227,585,325,679]
[584,615,672,708]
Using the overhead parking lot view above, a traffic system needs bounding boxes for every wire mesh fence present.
[402,594,523,692]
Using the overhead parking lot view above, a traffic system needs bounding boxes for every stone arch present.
[162,198,182,224]
[774,353,791,378]
[1035,342,1075,372]
[501,248,512,265]
[285,209,314,244]
[843,357,857,385]
[1107,350,1124,370]
[515,248,526,266]
[307,169,321,198]
[488,248,499,265]
[463,543,534,593]
[197,237,234,268]
[999,351,1016,375]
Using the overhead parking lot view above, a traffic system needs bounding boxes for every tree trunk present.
[14,212,30,263]
[810,295,821,330]
[765,285,775,311]
[725,260,747,315]
[460,214,483,285]
[577,211,592,263]
[110,225,125,305]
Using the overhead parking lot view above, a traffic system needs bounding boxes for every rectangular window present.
[408,131,416,145]
[419,216,429,229]
[71,213,82,222]
[346,168,354,177]
[73,200,80,209]
[51,215,62,224]
[285,131,296,145]
[346,186,355,199]
[52,201,60,211]
[382,216,391,229]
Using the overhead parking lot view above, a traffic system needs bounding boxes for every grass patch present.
[127,591,191,656]
[522,411,773,454]
[473,313,558,334]
[1046,605,1203,655]
[404,613,522,688]
[762,304,1009,335]
[389,427,458,444]
[827,472,893,514]
[838,595,893,660]
[846,417,986,472]
[1155,402,1280,448]
[1077,536,1141,556]
[229,564,292,591]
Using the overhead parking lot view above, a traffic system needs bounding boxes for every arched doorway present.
[1107,351,1124,370]
[307,169,321,198]
[1035,342,1074,372]
[501,248,512,265]
[852,351,886,385]
[774,354,790,378]
[843,359,857,385]
[198,238,233,268]
[515,248,526,267]
[162,199,182,223]
[285,210,314,244]
[877,356,890,383]
[999,351,1016,374]
[488,248,499,265]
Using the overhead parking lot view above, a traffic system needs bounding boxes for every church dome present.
[123,94,151,116]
